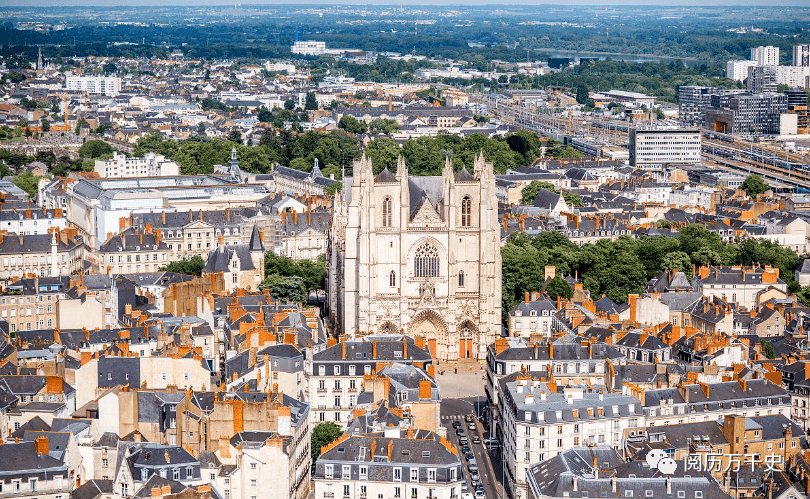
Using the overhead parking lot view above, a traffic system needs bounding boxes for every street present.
[441,398,505,499]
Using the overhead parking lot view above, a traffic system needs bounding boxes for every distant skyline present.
[7,0,810,6]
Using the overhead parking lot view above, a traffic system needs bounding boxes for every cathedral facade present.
[328,153,502,361]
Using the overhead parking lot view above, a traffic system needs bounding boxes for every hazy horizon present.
[6,0,809,6]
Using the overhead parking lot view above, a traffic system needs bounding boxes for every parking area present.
[441,398,502,499]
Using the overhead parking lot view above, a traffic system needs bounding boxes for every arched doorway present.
[409,310,447,359]
[457,321,477,359]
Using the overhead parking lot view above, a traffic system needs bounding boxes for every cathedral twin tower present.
[328,153,502,361]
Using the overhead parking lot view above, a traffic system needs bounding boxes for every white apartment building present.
[291,40,327,56]
[498,379,644,498]
[669,185,716,210]
[629,128,701,168]
[751,45,780,66]
[65,76,121,96]
[94,152,180,178]
[795,44,810,67]
[725,60,758,82]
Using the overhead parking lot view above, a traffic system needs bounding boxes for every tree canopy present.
[311,422,343,463]
[740,174,771,199]
[161,255,205,276]
[78,139,113,159]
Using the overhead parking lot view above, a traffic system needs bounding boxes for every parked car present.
[461,483,469,491]
[456,428,464,436]
[471,471,480,481]
[452,421,462,428]
[459,436,469,445]
[471,478,480,488]
[483,438,499,446]
[467,423,476,431]
[461,445,470,454]
[472,436,481,444]
[465,452,475,461]
[474,489,485,498]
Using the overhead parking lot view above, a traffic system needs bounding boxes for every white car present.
[462,493,475,499]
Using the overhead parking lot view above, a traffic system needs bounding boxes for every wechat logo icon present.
[646,449,677,475]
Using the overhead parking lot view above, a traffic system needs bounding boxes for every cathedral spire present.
[395,155,407,180]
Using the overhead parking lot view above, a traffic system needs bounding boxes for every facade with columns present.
[328,153,501,361]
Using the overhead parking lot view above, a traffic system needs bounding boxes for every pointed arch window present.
[461,196,472,227]
[458,270,465,287]
[382,197,393,227]
[389,270,396,287]
[414,243,440,277]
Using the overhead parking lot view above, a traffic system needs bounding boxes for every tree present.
[311,422,343,463]
[740,174,771,198]
[575,85,590,105]
[521,181,557,204]
[760,340,776,360]
[368,118,399,135]
[78,139,113,159]
[161,255,205,276]
[12,171,40,198]
[40,118,50,132]
[545,276,573,301]
[305,92,318,111]
[561,192,583,207]
[506,130,541,163]
[259,274,307,303]
[284,98,296,111]
[364,137,400,173]
[257,106,273,123]
[338,115,367,134]
[324,181,341,195]
[661,251,692,273]
[227,128,242,144]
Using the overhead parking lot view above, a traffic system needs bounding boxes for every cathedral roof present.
[374,167,397,183]
[455,166,476,182]
[248,225,265,252]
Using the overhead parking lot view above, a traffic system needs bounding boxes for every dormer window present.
[530,310,536,316]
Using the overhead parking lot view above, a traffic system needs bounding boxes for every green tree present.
[161,255,205,276]
[257,106,273,123]
[506,130,541,163]
[259,274,307,303]
[740,174,771,198]
[78,139,113,159]
[545,276,573,301]
[364,137,400,173]
[575,85,590,105]
[521,181,557,204]
[12,171,40,198]
[661,251,692,273]
[284,98,296,111]
[305,92,318,111]
[760,340,776,360]
[368,118,399,135]
[324,181,341,195]
[338,115,368,134]
[40,118,50,132]
[311,422,343,463]
[562,192,583,207]
[227,128,242,144]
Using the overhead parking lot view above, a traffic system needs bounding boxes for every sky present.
[8,0,809,6]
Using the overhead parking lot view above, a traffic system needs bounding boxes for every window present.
[102,458,108,467]
[414,242,439,277]
[390,270,396,287]
[325,464,334,479]
[458,270,464,287]
[186,467,193,478]
[360,466,368,480]
[410,469,419,482]
[30,479,37,492]
[342,465,351,479]
[250,479,257,487]
[427,469,436,483]
[382,197,393,227]
[461,196,472,227]
[394,468,402,481]
[173,469,180,480]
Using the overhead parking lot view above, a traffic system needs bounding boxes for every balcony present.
[323,494,334,498]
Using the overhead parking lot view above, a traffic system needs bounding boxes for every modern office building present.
[748,65,810,93]
[705,92,788,135]
[629,128,702,169]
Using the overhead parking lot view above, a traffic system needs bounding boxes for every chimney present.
[419,380,432,400]
[525,291,530,303]
[35,436,49,456]
[161,212,166,224]
[628,294,639,323]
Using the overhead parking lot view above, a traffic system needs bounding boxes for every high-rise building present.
[751,45,780,66]
[747,65,810,93]
[678,86,745,128]
[794,44,810,67]
[705,92,788,135]
[725,60,758,82]
[65,76,121,96]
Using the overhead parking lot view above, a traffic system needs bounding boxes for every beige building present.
[96,227,170,275]
[0,228,84,281]
[329,154,501,360]
[94,152,180,178]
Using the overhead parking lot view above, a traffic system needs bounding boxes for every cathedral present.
[327,153,502,361]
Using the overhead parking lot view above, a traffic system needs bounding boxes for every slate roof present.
[71,479,114,499]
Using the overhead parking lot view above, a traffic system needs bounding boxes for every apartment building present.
[0,207,67,235]
[94,152,180,178]
[0,277,67,332]
[313,429,464,499]
[726,60,758,82]
[694,265,787,310]
[66,76,122,96]
[96,227,170,275]
[499,378,644,498]
[705,92,788,135]
[751,46,780,66]
[307,335,432,428]
[795,44,810,67]
[0,228,84,281]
